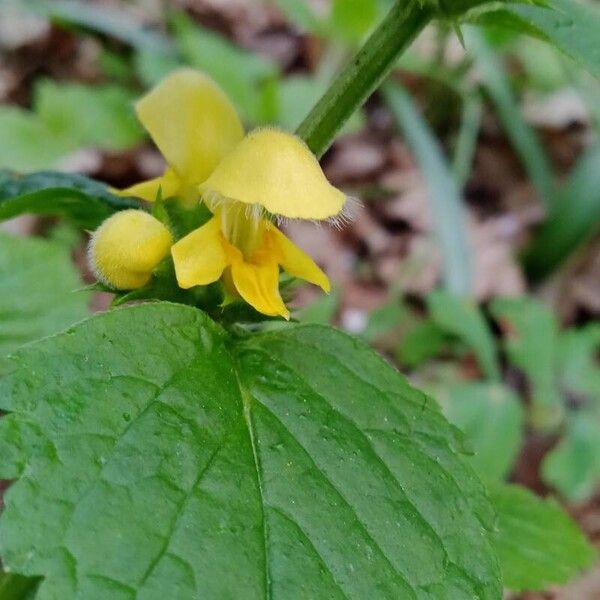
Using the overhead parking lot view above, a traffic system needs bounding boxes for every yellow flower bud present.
[89,210,173,290]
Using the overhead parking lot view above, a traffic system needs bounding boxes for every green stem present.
[296,0,434,157]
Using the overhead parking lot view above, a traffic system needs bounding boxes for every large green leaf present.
[0,304,502,599]
[488,482,596,592]
[0,233,89,357]
[0,171,140,229]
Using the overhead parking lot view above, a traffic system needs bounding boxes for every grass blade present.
[384,82,472,297]
[466,27,554,206]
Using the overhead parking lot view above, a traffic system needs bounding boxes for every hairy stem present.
[296,0,434,157]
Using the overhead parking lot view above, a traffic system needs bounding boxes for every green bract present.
[0,304,501,599]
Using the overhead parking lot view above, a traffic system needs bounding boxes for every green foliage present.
[491,298,600,499]
[0,304,502,599]
[295,289,340,324]
[0,572,38,600]
[22,0,173,54]
[397,320,448,367]
[488,482,596,592]
[0,233,89,357]
[542,411,600,501]
[466,28,554,205]
[473,0,600,79]
[384,84,472,297]
[271,0,323,33]
[0,170,139,229]
[170,12,278,124]
[438,382,524,480]
[35,80,143,151]
[490,297,562,421]
[278,76,364,133]
[523,145,600,280]
[428,290,500,381]
[362,299,407,343]
[0,108,71,173]
[0,81,144,172]
[331,0,379,40]
[558,324,600,401]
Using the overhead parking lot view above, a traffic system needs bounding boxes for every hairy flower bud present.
[89,210,173,290]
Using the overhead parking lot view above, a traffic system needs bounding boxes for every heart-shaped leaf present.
[0,304,501,599]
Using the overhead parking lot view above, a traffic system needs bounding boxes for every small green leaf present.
[0,233,89,357]
[488,482,596,592]
[558,324,600,402]
[438,382,524,480]
[0,80,144,172]
[361,299,407,343]
[490,297,562,424]
[428,290,500,381]
[0,106,72,172]
[0,170,140,229]
[0,304,502,598]
[397,319,448,368]
[35,80,144,151]
[542,411,600,501]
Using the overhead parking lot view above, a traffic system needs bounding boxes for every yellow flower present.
[93,69,346,318]
[120,69,245,203]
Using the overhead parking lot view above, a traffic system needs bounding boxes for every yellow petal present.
[89,210,173,290]
[200,128,346,220]
[119,168,181,202]
[171,216,229,288]
[229,250,290,319]
[269,226,330,292]
[136,69,244,185]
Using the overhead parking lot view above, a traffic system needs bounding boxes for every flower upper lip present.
[119,69,345,221]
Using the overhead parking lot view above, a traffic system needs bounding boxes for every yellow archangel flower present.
[89,69,346,318]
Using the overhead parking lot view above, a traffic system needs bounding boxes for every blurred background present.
[0,0,599,597]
